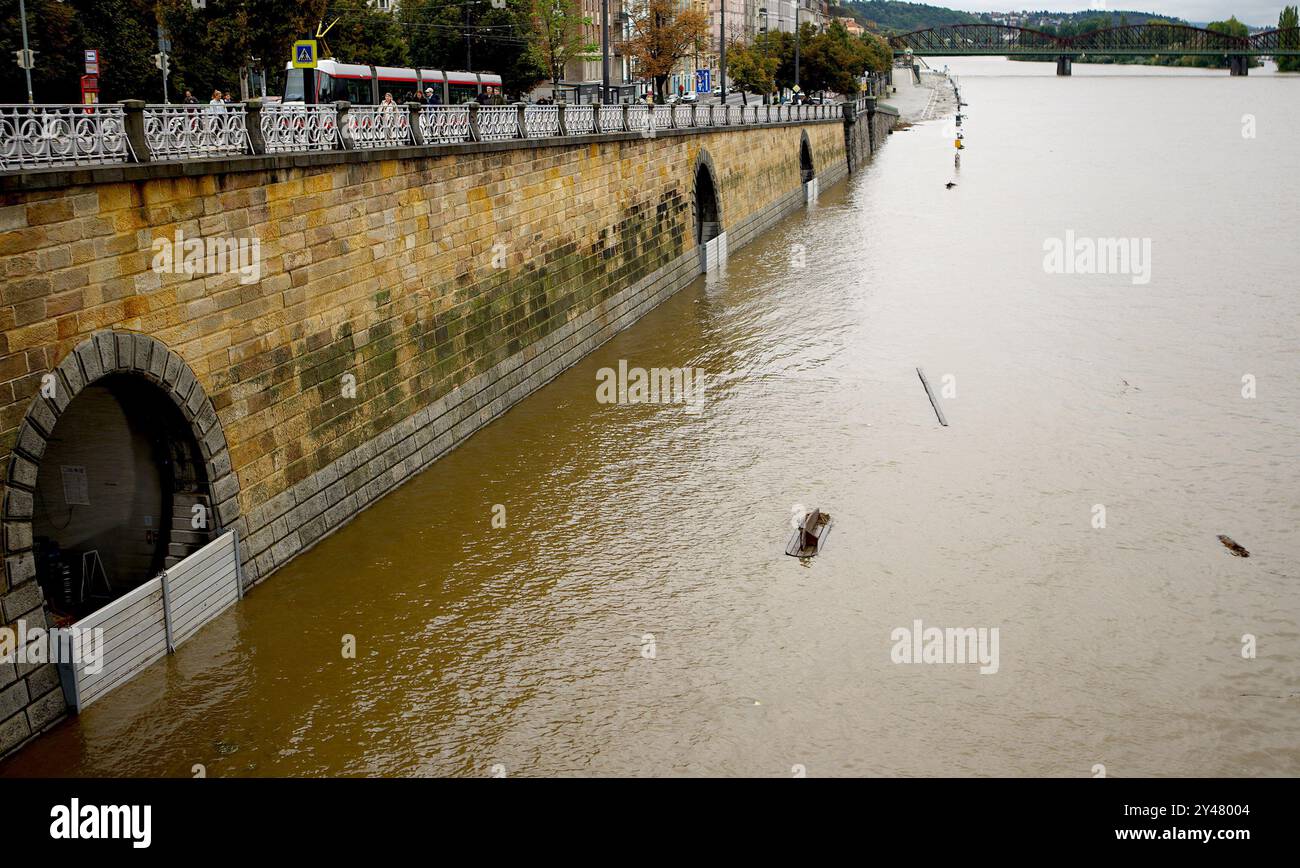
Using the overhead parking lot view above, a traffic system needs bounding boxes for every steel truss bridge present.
[889,24,1300,74]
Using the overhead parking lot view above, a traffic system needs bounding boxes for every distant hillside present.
[1014,9,1190,29]
[833,3,1190,34]
[836,2,981,34]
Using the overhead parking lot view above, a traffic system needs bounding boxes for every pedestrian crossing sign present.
[293,40,317,69]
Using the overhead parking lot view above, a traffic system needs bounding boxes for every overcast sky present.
[931,2,1291,27]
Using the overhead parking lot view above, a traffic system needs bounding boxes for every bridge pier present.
[1056,56,1072,76]
[1230,55,1249,76]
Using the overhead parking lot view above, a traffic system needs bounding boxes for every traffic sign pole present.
[293,41,319,105]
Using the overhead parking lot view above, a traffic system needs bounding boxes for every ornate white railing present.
[0,104,131,170]
[347,105,412,148]
[627,105,650,133]
[419,105,471,143]
[565,105,595,136]
[477,105,518,140]
[0,98,853,173]
[261,104,339,153]
[144,104,249,160]
[522,105,559,138]
[598,104,623,132]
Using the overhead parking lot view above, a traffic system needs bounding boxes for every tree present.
[1279,5,1300,73]
[860,32,892,75]
[1196,16,1254,69]
[525,0,594,100]
[624,0,709,102]
[403,0,544,99]
[802,21,873,96]
[754,28,794,93]
[0,0,83,103]
[726,39,777,103]
[313,0,409,68]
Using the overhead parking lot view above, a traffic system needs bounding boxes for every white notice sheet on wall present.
[61,465,90,506]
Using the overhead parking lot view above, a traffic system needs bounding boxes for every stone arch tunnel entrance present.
[6,334,230,626]
[30,376,212,621]
[694,152,726,272]
[800,134,816,183]
[695,162,721,246]
[800,132,819,202]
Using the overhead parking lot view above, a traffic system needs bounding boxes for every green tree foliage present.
[525,0,595,99]
[622,0,709,102]
[314,0,409,67]
[754,22,890,98]
[0,0,548,104]
[802,20,874,95]
[1276,5,1299,72]
[402,0,544,99]
[0,0,84,102]
[158,0,327,100]
[164,1,406,99]
[726,39,778,102]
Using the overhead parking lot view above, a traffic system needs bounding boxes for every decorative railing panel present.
[599,104,624,132]
[0,104,130,170]
[523,105,560,138]
[627,105,651,133]
[144,104,249,160]
[565,105,595,135]
[261,104,339,153]
[419,105,471,143]
[477,105,519,140]
[347,105,412,148]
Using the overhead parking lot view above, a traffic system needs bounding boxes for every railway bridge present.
[890,23,1300,75]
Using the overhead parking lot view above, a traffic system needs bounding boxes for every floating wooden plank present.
[786,508,833,558]
[916,367,949,426]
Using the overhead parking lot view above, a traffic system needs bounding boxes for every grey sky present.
[928,2,1291,28]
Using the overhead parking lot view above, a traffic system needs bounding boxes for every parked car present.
[681,92,698,103]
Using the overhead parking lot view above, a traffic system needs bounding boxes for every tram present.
[283,59,504,105]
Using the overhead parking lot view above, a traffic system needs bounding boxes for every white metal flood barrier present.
[56,530,243,712]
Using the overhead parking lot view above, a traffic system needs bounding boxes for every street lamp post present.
[794,1,803,98]
[465,2,472,74]
[759,7,769,104]
[719,1,727,103]
[601,0,611,103]
[18,0,34,104]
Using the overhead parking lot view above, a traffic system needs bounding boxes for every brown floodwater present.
[4,58,1298,777]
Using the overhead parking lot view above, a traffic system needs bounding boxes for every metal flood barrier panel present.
[701,231,728,273]
[55,530,243,712]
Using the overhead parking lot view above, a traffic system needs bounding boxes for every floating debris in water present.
[1218,535,1250,557]
[786,507,832,558]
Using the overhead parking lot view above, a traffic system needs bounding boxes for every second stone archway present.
[693,149,726,272]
